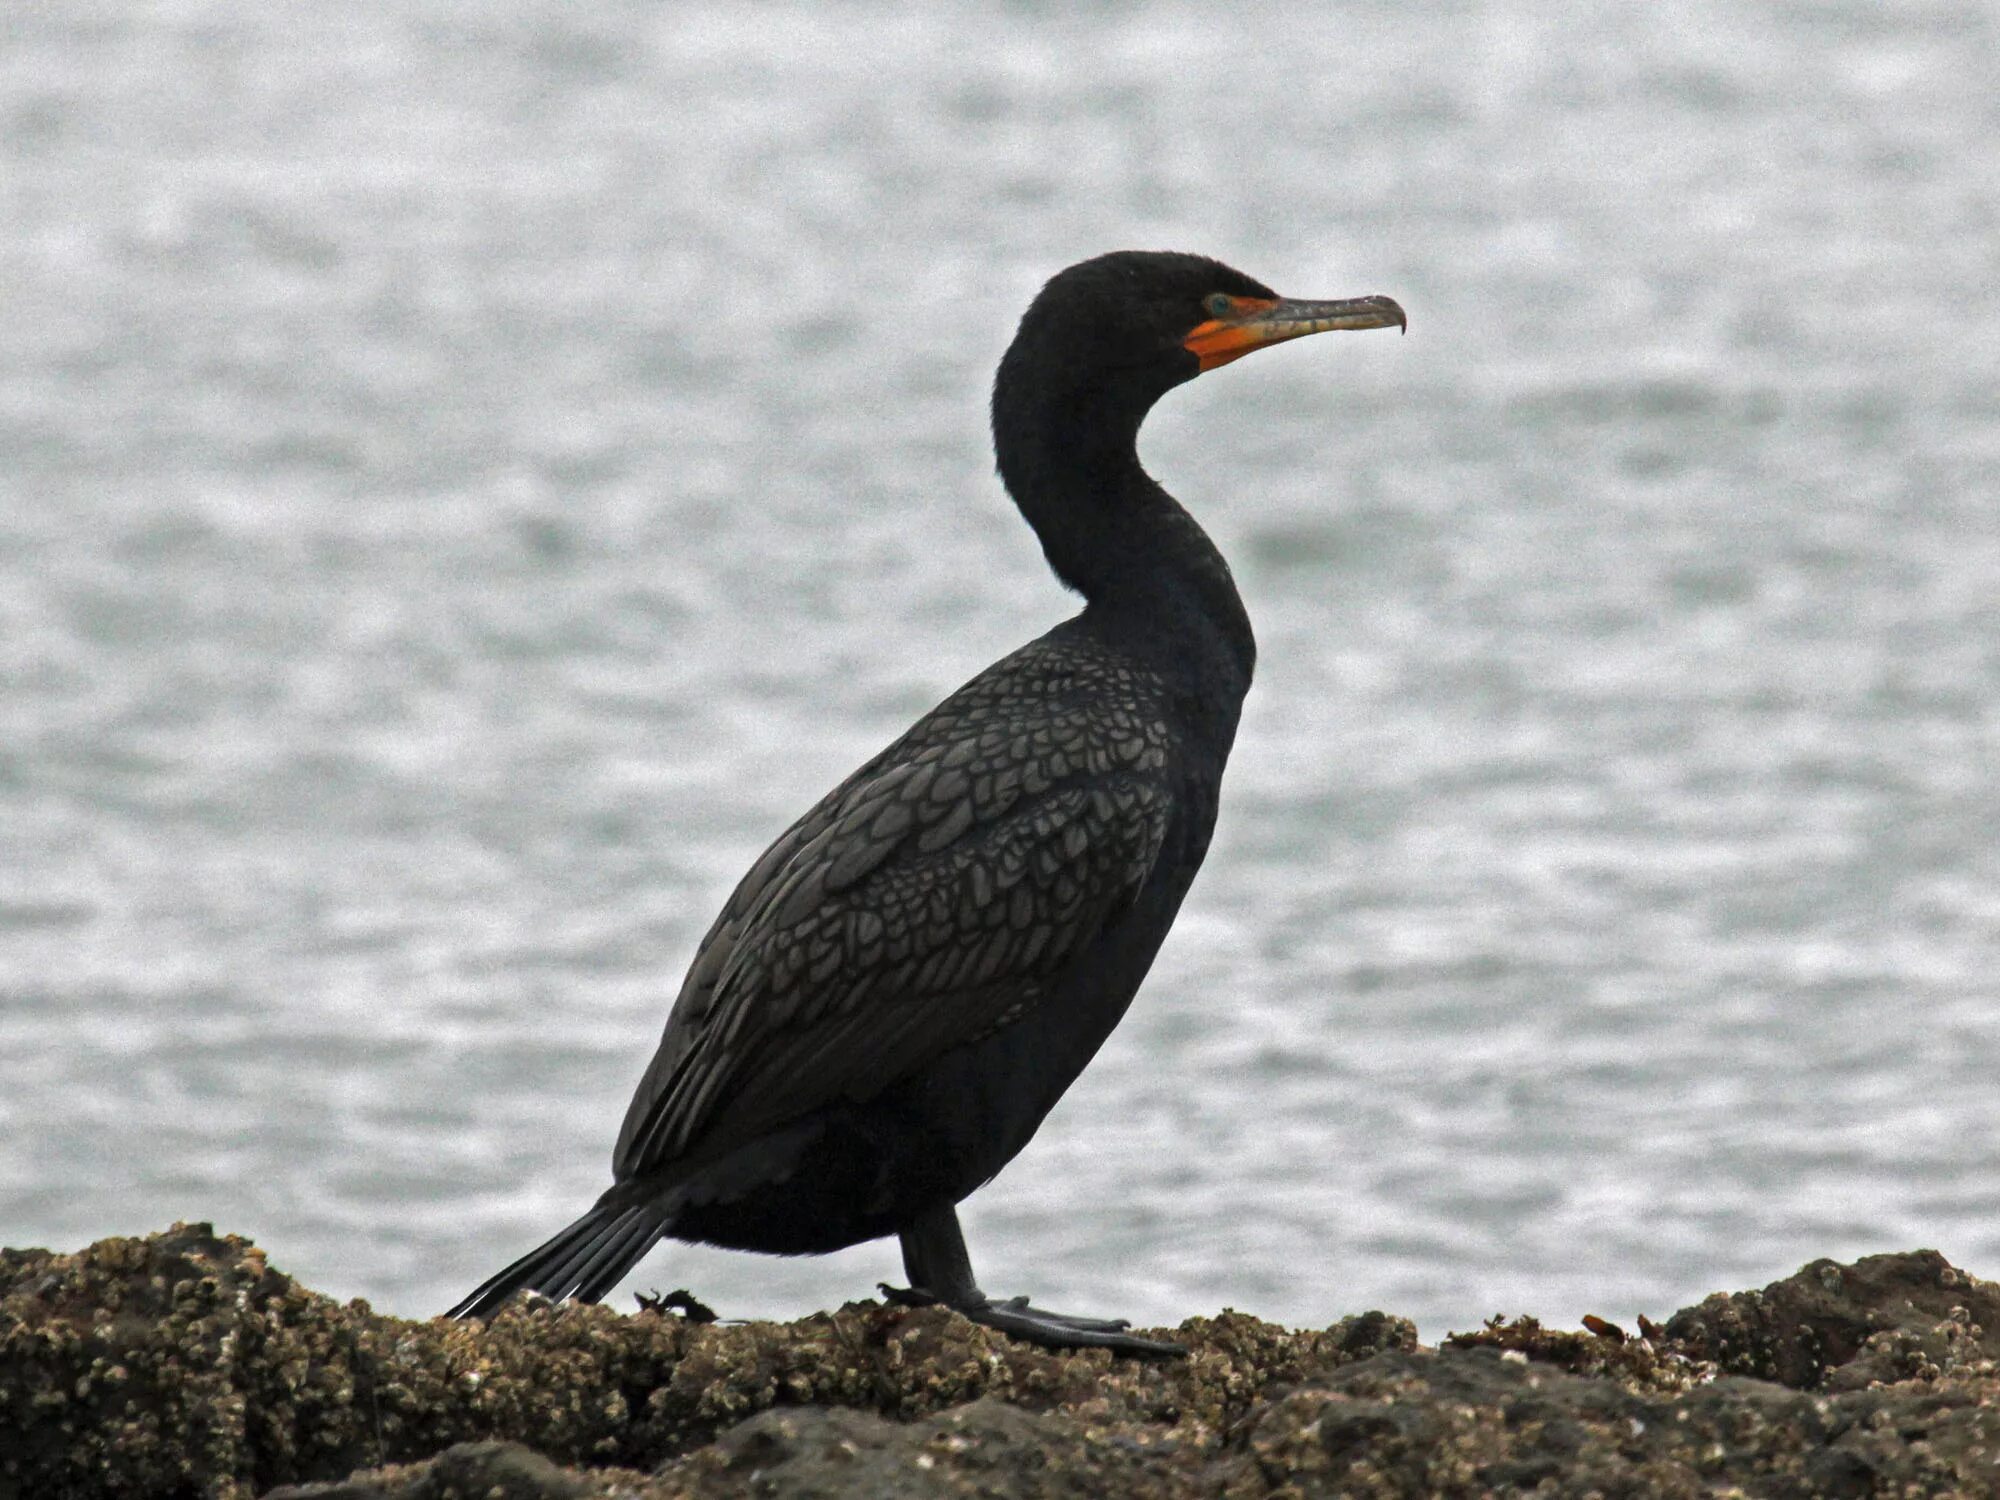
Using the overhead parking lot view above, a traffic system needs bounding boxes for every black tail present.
[447,1199,669,1319]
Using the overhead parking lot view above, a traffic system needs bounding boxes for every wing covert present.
[612,646,1176,1182]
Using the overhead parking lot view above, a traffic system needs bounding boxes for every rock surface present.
[4,1224,1999,1498]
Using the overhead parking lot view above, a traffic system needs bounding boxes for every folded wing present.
[613,648,1174,1182]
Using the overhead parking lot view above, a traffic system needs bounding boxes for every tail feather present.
[448,1201,667,1319]
[570,1209,670,1304]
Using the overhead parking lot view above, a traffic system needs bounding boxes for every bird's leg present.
[881,1203,1184,1357]
[884,1201,981,1307]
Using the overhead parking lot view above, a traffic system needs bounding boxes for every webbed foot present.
[880,1282,1184,1357]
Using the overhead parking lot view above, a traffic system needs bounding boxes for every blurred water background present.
[3,0,1997,1340]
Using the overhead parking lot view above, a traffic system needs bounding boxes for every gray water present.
[4,0,1997,1341]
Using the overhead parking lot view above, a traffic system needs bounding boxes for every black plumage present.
[450,251,1403,1354]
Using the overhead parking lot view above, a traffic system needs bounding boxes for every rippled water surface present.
[4,0,1998,1338]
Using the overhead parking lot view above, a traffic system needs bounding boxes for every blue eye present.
[1203,293,1234,318]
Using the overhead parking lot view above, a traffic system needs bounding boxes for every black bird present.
[450,251,1404,1355]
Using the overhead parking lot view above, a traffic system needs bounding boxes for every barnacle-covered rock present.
[6,1224,2000,1499]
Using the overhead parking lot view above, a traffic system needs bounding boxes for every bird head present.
[995,250,1404,447]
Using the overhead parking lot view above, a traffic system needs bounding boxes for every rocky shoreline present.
[4,1224,1998,1497]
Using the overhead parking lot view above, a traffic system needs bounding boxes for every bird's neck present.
[994,395,1256,691]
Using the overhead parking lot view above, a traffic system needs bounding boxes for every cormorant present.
[449,251,1404,1355]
